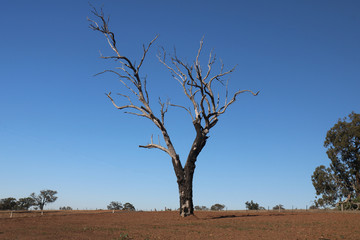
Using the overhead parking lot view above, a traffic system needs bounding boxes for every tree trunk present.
[178,178,194,217]
[177,121,207,217]
[178,161,196,217]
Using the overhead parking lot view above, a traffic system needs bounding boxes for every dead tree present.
[88,8,259,217]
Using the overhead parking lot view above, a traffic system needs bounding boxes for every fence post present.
[10,211,13,218]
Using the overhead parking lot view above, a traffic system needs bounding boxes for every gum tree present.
[312,112,360,208]
[30,190,58,211]
[89,8,258,217]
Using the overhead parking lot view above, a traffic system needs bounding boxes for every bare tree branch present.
[106,92,149,118]
[143,76,150,104]
[139,143,171,155]
[139,135,171,155]
[218,89,259,115]
[96,70,139,97]
[137,35,159,72]
[159,98,169,125]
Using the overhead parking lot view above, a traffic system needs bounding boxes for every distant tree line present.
[194,205,209,211]
[2,193,290,212]
[245,201,286,211]
[107,201,135,211]
[193,204,226,211]
[59,206,73,210]
[0,197,34,210]
[0,190,58,211]
[194,202,288,211]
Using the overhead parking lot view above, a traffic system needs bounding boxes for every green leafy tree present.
[17,197,35,210]
[30,190,58,210]
[123,202,135,211]
[245,200,261,210]
[107,201,123,210]
[0,197,17,210]
[273,204,285,210]
[210,203,225,211]
[312,112,360,207]
[311,165,344,207]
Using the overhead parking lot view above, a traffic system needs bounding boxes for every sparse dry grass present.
[1,210,360,239]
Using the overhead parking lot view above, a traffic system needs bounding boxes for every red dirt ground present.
[1,210,360,239]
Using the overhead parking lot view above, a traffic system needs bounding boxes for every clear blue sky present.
[1,0,359,210]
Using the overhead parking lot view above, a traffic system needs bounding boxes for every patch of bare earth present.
[1,210,360,239]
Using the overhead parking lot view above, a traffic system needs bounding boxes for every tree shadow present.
[209,214,259,219]
[207,212,292,220]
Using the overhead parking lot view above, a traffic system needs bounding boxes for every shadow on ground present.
[207,213,293,220]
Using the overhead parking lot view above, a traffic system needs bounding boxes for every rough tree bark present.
[88,7,258,217]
